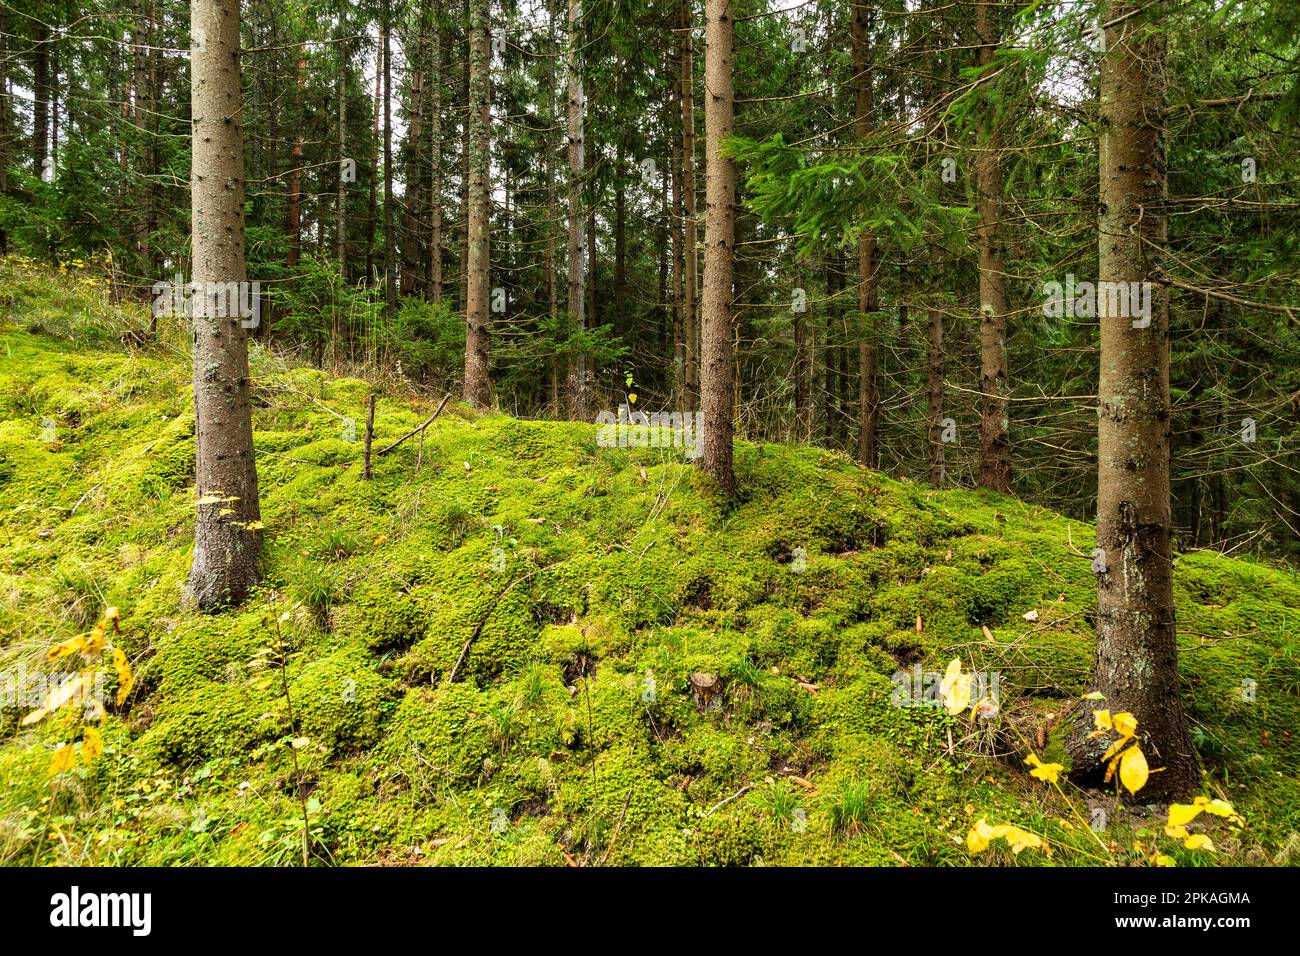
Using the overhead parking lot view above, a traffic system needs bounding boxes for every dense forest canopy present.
[3,0,1295,558]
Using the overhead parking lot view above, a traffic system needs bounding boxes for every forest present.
[0,0,1297,883]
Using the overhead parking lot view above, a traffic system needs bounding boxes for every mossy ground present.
[2,258,1297,866]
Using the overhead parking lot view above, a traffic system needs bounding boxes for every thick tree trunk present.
[462,0,493,406]
[564,0,586,420]
[975,0,1011,493]
[851,2,879,469]
[680,0,699,409]
[1067,0,1198,800]
[699,0,736,495]
[186,0,262,610]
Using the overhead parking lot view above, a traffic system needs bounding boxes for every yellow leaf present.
[113,648,133,706]
[1164,823,1189,839]
[967,818,999,853]
[1002,825,1045,854]
[1119,745,1149,795]
[48,744,77,777]
[1202,798,1237,818]
[81,726,103,764]
[939,658,972,716]
[1092,709,1113,731]
[1167,803,1203,828]
[1081,691,1106,701]
[1154,854,1176,867]
[1113,712,1138,739]
[1024,753,1063,785]
[47,633,89,662]
[1183,834,1215,852]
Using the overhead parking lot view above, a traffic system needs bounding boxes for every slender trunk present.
[402,0,432,297]
[680,0,699,407]
[851,2,879,469]
[382,4,396,318]
[287,44,306,268]
[186,0,262,609]
[1067,0,1197,800]
[366,31,382,281]
[33,21,49,174]
[975,0,1011,492]
[926,289,944,487]
[699,0,736,494]
[463,0,493,406]
[337,12,348,275]
[671,135,685,403]
[428,5,444,301]
[565,0,586,419]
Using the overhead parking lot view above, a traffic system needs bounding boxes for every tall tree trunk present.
[851,2,879,469]
[1067,0,1198,800]
[337,7,348,275]
[402,0,432,297]
[680,0,699,408]
[676,134,686,403]
[33,20,50,174]
[564,0,586,419]
[926,285,945,487]
[462,0,493,406]
[186,0,262,610]
[0,6,8,254]
[382,2,397,319]
[366,31,382,282]
[286,43,306,269]
[699,0,736,494]
[428,3,444,301]
[975,0,1011,492]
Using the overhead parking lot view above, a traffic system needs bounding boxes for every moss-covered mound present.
[2,264,1297,866]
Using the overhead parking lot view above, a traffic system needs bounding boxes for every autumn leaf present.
[1183,834,1216,852]
[939,658,972,716]
[81,726,103,764]
[48,743,77,777]
[113,647,133,706]
[1025,753,1064,785]
[1118,745,1149,795]
[47,633,89,662]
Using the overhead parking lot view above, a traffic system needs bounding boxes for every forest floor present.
[1,258,1298,866]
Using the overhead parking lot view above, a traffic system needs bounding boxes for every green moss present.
[2,271,1298,866]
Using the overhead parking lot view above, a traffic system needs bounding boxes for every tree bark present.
[1067,0,1198,800]
[186,0,262,610]
[382,2,396,319]
[975,0,1011,493]
[699,0,736,495]
[680,0,699,409]
[462,0,493,407]
[428,4,444,301]
[564,0,587,420]
[851,2,879,469]
[286,43,305,269]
